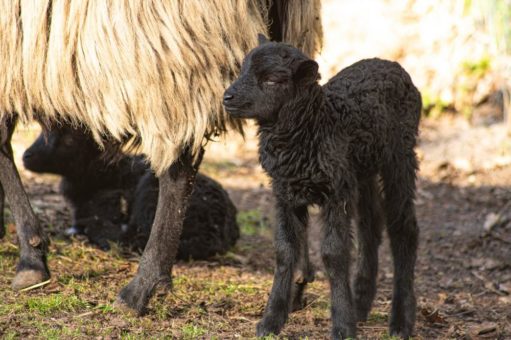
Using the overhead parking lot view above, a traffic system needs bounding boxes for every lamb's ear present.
[258,33,270,45]
[294,59,319,85]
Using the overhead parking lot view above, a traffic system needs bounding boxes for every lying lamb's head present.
[23,123,102,176]
[223,34,319,123]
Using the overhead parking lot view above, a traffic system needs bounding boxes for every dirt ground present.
[1,114,510,339]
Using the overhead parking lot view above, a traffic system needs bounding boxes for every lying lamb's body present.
[224,36,421,339]
[23,124,145,247]
[0,0,322,314]
[23,125,239,258]
[130,172,239,259]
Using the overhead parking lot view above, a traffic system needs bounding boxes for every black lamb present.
[223,35,421,339]
[128,171,239,260]
[23,124,146,249]
[23,124,239,259]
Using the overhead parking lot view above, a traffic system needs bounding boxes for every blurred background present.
[320,0,511,122]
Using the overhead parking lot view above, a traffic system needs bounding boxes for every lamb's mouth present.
[223,104,252,118]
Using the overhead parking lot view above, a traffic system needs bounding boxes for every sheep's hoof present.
[12,269,50,291]
[115,274,171,316]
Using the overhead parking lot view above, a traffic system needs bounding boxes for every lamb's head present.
[223,34,319,123]
[23,123,102,175]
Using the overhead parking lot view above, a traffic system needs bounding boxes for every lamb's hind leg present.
[290,227,314,312]
[116,148,202,315]
[0,116,50,289]
[382,156,419,338]
[353,176,384,322]
[256,202,308,336]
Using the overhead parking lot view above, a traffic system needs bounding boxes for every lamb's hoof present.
[355,307,370,323]
[115,274,171,316]
[12,269,50,291]
[332,325,357,340]
[291,282,308,312]
[389,324,413,339]
[256,314,286,337]
[291,294,307,312]
[389,300,415,339]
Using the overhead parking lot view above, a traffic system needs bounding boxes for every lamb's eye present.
[264,80,277,86]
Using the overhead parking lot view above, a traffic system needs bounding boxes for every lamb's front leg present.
[256,201,308,337]
[321,202,357,339]
[116,148,202,315]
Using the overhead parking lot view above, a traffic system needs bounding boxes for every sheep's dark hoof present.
[12,256,50,291]
[115,274,171,316]
[256,314,286,337]
[331,325,357,340]
[12,269,50,291]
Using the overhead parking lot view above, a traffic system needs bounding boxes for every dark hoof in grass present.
[256,315,286,337]
[12,269,50,291]
[332,325,357,340]
[115,274,171,316]
[389,326,414,339]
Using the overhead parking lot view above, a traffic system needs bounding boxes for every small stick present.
[19,279,51,292]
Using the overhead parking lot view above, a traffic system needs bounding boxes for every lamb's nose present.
[223,93,234,104]
[22,151,33,160]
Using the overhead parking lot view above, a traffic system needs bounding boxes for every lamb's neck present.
[260,84,332,142]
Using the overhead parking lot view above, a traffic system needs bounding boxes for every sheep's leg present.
[382,158,419,339]
[0,181,5,239]
[256,202,308,337]
[116,148,202,315]
[352,176,383,322]
[321,202,357,339]
[0,116,50,290]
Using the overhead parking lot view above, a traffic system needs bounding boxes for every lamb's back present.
[323,58,421,175]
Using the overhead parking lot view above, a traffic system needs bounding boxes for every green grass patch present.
[367,311,388,323]
[237,209,270,236]
[181,323,207,339]
[26,294,91,315]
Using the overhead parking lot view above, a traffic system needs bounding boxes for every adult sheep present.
[0,0,322,315]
